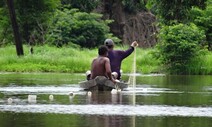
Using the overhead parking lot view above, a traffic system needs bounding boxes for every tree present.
[190,0,212,50]
[15,0,60,44]
[0,0,60,45]
[6,0,23,56]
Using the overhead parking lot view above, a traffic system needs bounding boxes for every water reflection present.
[83,91,123,104]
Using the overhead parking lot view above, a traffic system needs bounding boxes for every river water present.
[0,73,211,127]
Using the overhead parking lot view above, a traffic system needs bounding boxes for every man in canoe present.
[90,45,115,83]
[104,39,138,79]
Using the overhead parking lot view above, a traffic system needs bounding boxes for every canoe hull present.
[79,76,128,91]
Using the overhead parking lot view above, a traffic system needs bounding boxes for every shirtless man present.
[90,45,115,83]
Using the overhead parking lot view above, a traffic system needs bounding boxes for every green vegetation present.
[0,1,117,47]
[61,0,100,12]
[188,51,212,75]
[0,0,212,75]
[0,45,211,74]
[0,45,94,73]
[147,0,212,74]
[157,23,206,74]
[0,0,60,44]
[190,0,212,50]
[0,45,159,74]
[48,8,118,48]
[122,48,161,74]
[147,0,206,24]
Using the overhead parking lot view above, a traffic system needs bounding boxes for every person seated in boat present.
[104,39,138,80]
[90,45,116,83]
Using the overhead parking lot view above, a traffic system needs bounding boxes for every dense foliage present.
[0,0,118,48]
[0,0,59,45]
[190,0,212,50]
[61,0,99,12]
[146,0,206,24]
[47,7,117,48]
[157,23,206,74]
[0,1,11,45]
[146,0,212,74]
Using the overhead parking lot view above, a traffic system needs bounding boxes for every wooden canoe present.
[79,76,128,91]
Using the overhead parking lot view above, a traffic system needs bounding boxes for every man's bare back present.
[90,56,111,79]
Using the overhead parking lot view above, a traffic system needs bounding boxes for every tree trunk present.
[101,0,125,40]
[97,0,157,48]
[6,0,24,56]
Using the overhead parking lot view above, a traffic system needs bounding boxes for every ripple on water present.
[203,86,212,91]
[125,86,182,95]
[0,85,211,117]
[0,104,211,117]
[0,86,83,95]
[0,85,182,96]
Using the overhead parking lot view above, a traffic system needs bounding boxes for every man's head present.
[98,45,108,56]
[104,39,114,49]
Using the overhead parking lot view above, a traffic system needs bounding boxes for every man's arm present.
[121,41,138,59]
[90,59,95,79]
[120,46,134,59]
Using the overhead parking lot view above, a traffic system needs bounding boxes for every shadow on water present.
[0,73,212,127]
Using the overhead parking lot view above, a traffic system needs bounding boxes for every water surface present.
[0,73,212,127]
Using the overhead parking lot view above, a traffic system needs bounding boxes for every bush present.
[47,8,119,48]
[157,23,206,74]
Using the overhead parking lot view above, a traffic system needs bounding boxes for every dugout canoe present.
[79,76,128,91]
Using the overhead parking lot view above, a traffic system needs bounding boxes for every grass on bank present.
[0,45,212,74]
[188,52,212,75]
[0,45,94,73]
[0,45,161,74]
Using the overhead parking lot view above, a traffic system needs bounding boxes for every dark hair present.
[98,45,108,55]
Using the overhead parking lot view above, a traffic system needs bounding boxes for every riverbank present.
[0,45,160,74]
[0,45,211,74]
